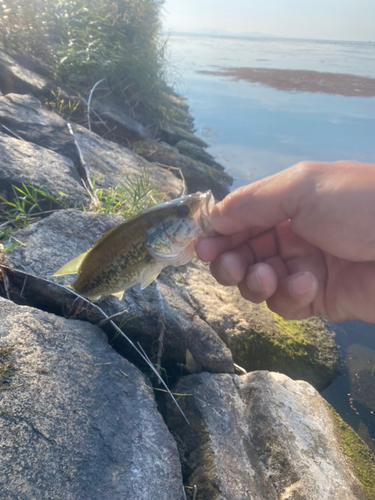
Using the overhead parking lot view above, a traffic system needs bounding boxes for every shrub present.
[0,0,170,122]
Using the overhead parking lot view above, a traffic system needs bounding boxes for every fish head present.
[145,190,215,265]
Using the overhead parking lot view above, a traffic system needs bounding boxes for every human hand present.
[196,161,375,322]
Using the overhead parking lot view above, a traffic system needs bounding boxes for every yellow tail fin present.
[52,250,89,276]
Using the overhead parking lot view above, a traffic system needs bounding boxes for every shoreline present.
[198,67,375,98]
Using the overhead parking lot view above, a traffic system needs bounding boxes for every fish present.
[53,190,215,300]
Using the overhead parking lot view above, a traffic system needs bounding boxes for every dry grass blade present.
[155,279,166,381]
[0,267,10,300]
[136,341,190,426]
[0,124,24,141]
[87,79,105,132]
[98,310,128,327]
[67,123,98,205]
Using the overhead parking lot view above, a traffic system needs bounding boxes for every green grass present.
[45,88,81,120]
[0,183,63,243]
[90,168,164,219]
[0,0,174,126]
[0,168,163,247]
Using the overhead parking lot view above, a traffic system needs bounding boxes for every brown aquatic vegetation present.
[198,67,375,98]
[54,191,214,300]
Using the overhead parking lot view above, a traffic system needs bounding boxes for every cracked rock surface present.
[167,371,366,500]
[0,297,184,500]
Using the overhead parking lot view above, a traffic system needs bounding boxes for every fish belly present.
[73,259,164,299]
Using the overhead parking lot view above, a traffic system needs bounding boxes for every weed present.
[0,0,174,126]
[45,88,81,120]
[0,183,63,240]
[91,168,165,219]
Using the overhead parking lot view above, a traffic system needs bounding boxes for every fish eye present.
[176,204,190,218]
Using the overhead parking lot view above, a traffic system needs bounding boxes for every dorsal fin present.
[52,250,89,276]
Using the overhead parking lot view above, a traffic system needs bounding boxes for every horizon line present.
[163,30,374,44]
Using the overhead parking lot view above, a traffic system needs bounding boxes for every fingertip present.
[267,271,319,320]
[246,263,278,296]
[195,238,214,262]
[210,251,247,286]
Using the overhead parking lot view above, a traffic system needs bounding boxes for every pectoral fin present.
[53,250,89,276]
[140,271,161,290]
[111,290,125,300]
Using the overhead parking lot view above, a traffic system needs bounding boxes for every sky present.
[162,0,375,42]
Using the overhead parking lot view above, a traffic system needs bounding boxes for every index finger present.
[210,163,307,235]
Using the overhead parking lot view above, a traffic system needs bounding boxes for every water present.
[168,34,375,449]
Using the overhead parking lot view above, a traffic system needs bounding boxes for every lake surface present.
[167,34,375,449]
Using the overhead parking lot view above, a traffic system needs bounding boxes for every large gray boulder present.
[166,371,367,500]
[0,297,184,499]
[0,132,85,207]
[0,94,183,198]
[5,209,234,375]
[0,50,49,97]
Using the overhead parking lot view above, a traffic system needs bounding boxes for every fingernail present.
[247,266,268,293]
[289,272,314,297]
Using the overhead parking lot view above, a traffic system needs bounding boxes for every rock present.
[0,50,49,97]
[159,121,208,148]
[0,297,184,499]
[166,371,367,500]
[69,123,183,199]
[0,94,183,199]
[0,93,82,164]
[5,210,234,375]
[133,140,232,200]
[163,92,190,112]
[175,140,224,170]
[92,95,153,141]
[172,259,341,392]
[0,132,85,207]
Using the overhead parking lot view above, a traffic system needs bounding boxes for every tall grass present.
[0,0,171,123]
[91,168,164,219]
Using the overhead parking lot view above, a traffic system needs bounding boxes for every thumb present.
[211,163,309,235]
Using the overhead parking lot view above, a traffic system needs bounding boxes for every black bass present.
[53,191,214,300]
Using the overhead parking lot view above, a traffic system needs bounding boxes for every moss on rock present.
[330,407,375,499]
[171,259,341,391]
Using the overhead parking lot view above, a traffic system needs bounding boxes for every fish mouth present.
[196,190,216,236]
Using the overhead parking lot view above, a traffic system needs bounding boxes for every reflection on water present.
[169,34,375,443]
[322,322,375,451]
[180,73,375,190]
